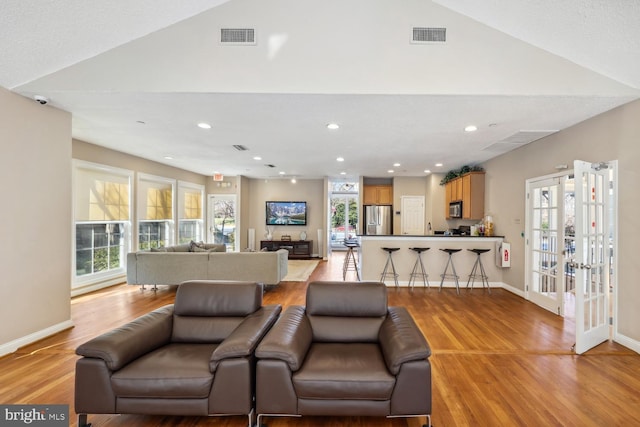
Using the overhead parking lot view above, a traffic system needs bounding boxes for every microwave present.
[449,201,462,218]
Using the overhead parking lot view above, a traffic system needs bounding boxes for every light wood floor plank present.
[1,252,638,426]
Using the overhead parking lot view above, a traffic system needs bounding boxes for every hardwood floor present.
[1,252,639,427]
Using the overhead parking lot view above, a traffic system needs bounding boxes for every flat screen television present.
[266,201,307,226]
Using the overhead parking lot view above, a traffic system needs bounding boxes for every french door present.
[526,177,564,314]
[573,160,615,354]
[526,161,616,354]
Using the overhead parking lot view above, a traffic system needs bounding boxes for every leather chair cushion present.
[175,281,262,316]
[307,316,384,342]
[306,282,387,317]
[111,343,216,398]
[172,316,244,343]
[292,343,395,400]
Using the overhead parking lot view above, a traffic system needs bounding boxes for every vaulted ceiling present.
[2,0,639,179]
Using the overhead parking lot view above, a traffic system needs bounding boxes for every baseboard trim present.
[614,332,640,355]
[71,276,126,297]
[381,281,511,290]
[0,319,74,357]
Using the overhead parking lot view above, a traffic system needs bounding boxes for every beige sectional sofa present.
[126,243,289,287]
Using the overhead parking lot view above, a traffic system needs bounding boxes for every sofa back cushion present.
[172,281,262,343]
[306,281,387,342]
[168,243,191,252]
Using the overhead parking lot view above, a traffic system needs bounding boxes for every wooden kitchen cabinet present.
[462,172,485,219]
[363,185,393,205]
[444,171,485,219]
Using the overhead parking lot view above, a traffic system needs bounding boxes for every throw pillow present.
[189,240,206,252]
[150,247,167,252]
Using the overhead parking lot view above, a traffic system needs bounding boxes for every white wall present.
[0,87,72,355]
[483,98,640,347]
[245,178,324,256]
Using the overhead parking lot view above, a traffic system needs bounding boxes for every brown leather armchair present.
[255,281,432,427]
[75,281,281,427]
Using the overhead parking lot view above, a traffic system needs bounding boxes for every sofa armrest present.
[379,306,431,375]
[210,304,283,371]
[255,306,312,372]
[126,252,137,284]
[76,305,174,371]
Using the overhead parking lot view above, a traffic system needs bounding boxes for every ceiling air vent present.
[221,28,256,45]
[233,144,248,151]
[412,27,446,44]
[265,164,276,168]
[500,130,558,144]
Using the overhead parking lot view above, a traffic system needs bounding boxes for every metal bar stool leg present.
[380,248,400,287]
[439,249,461,295]
[479,252,490,293]
[467,249,491,293]
[343,243,361,281]
[467,256,480,290]
[409,247,430,291]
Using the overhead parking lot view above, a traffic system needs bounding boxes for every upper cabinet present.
[363,185,393,205]
[445,171,485,219]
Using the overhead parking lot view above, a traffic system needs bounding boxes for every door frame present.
[207,194,238,252]
[525,162,618,354]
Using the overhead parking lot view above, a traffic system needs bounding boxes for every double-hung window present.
[73,161,132,286]
[178,181,204,243]
[137,174,175,250]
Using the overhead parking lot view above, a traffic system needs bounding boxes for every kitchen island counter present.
[357,235,505,288]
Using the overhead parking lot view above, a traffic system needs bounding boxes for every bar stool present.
[343,242,361,281]
[467,248,491,293]
[439,248,461,295]
[408,247,430,290]
[380,247,400,287]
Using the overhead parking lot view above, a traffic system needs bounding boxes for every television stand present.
[260,240,312,259]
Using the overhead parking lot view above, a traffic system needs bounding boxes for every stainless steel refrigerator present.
[364,205,392,235]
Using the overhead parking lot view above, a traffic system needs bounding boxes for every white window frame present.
[177,180,205,244]
[137,173,176,250]
[72,160,133,289]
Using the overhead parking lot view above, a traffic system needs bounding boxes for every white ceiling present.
[2,0,639,179]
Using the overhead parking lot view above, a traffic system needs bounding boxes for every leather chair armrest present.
[75,305,174,371]
[210,304,283,371]
[379,306,431,375]
[255,306,312,372]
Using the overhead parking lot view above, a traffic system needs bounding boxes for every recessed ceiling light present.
[164,156,173,160]
[197,122,212,129]
[336,157,345,162]
[327,123,340,130]
[464,125,478,132]
[279,171,285,175]
[435,163,443,167]
[340,171,347,175]
[253,156,262,161]
[387,169,394,173]
[393,163,401,167]
[424,169,431,174]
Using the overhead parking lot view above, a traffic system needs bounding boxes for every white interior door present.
[401,196,425,235]
[526,177,564,314]
[573,160,614,354]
